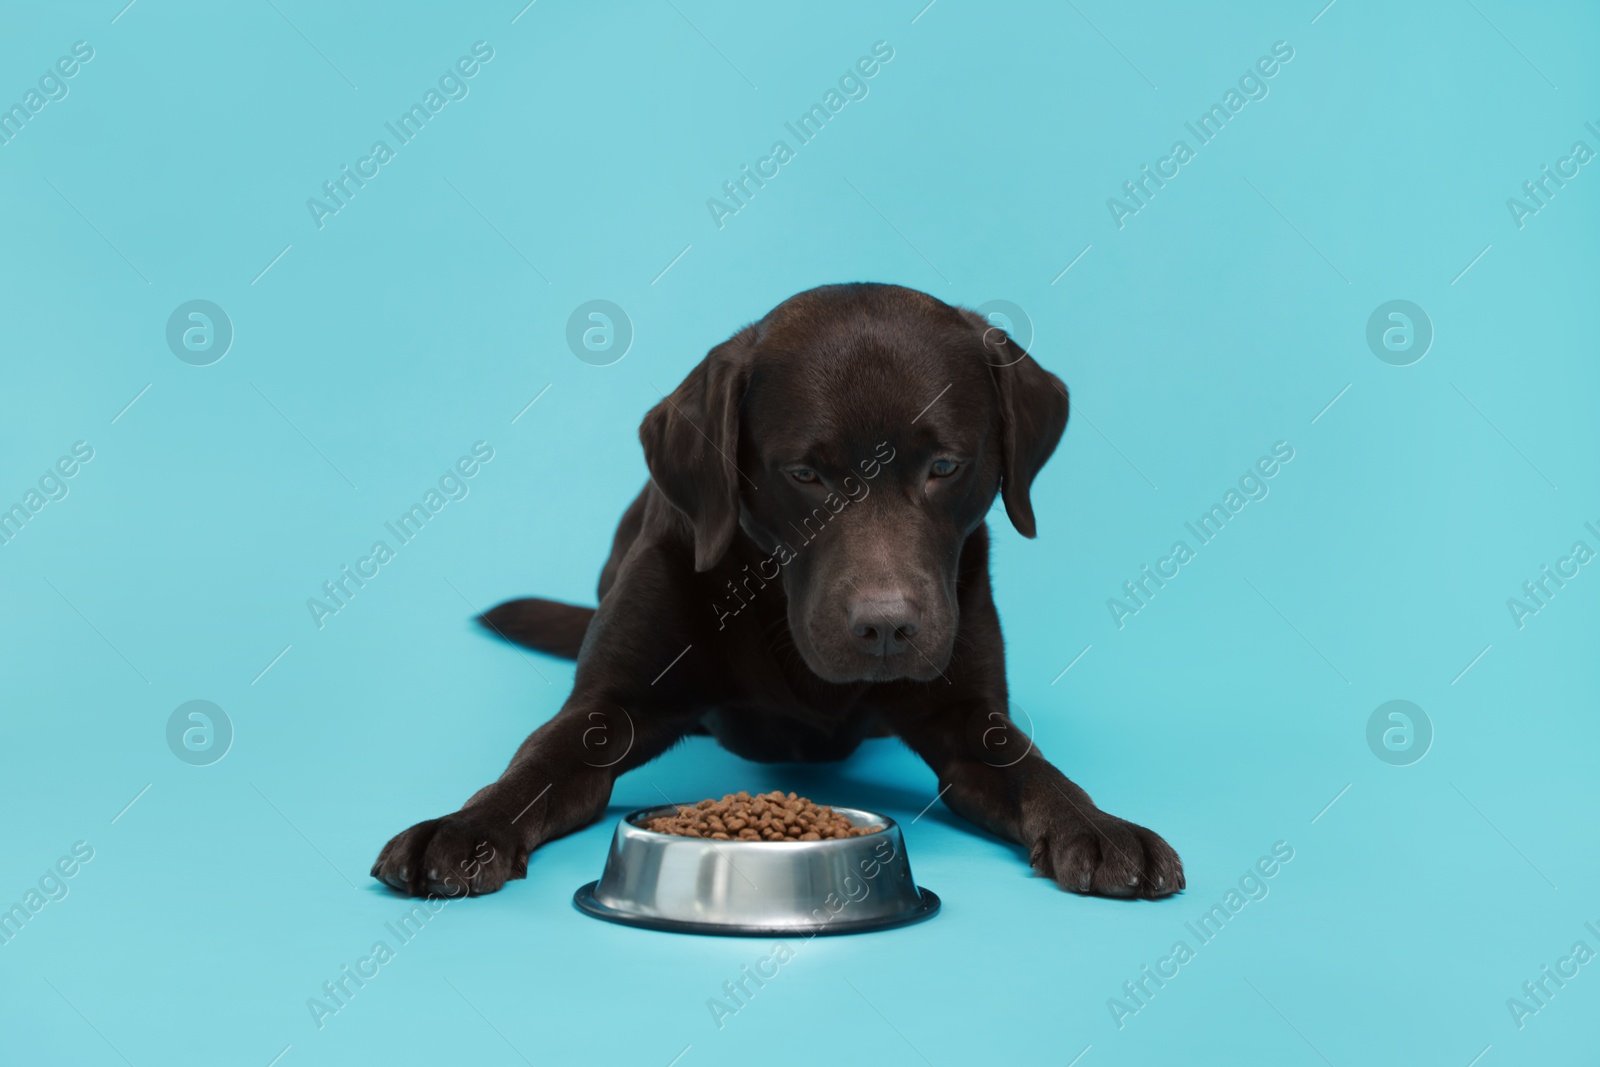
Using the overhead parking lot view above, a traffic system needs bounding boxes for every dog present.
[373,282,1184,900]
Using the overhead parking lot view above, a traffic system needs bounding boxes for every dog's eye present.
[789,467,819,484]
[930,459,960,477]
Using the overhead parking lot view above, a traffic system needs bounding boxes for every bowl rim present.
[620,802,897,842]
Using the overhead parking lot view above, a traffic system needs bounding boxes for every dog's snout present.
[847,595,921,656]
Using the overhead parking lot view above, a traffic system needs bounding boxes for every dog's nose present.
[848,596,921,656]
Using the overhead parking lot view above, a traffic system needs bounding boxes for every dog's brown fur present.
[373,283,1184,900]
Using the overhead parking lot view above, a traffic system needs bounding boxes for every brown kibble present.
[643,792,881,841]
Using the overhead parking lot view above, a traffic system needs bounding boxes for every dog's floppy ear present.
[639,327,755,571]
[962,310,1069,539]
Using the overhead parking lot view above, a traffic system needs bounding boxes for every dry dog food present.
[643,791,878,841]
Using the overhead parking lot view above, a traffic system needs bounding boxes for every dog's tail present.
[476,597,594,660]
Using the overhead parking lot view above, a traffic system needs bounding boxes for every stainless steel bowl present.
[574,803,940,936]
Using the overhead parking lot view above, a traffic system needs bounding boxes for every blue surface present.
[2,1,1597,1064]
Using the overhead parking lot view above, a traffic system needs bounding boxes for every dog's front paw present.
[372,811,527,898]
[1029,809,1184,900]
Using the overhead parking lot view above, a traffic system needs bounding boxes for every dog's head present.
[641,283,1068,684]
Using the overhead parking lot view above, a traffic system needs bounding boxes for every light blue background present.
[2,1,1596,1064]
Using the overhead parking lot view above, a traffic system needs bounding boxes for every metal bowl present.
[573,803,940,936]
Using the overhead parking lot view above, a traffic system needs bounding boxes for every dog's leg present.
[372,699,694,897]
[885,704,1184,899]
[376,513,730,898]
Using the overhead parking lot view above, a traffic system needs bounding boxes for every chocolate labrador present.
[373,282,1184,900]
